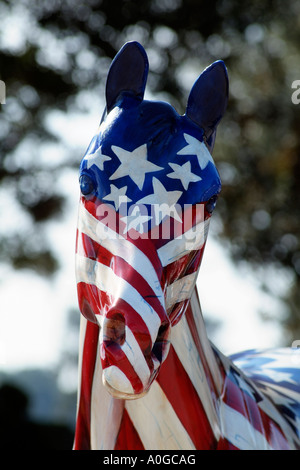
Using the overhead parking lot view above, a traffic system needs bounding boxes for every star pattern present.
[103,184,132,210]
[177,133,214,170]
[121,206,152,234]
[109,144,163,190]
[167,161,201,190]
[85,147,111,171]
[253,368,298,385]
[137,177,182,224]
[82,135,218,224]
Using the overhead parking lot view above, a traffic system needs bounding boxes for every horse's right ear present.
[105,41,149,113]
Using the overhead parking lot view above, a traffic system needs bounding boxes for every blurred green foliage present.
[0,0,300,339]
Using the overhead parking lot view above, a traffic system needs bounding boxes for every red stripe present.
[216,437,239,450]
[77,281,111,323]
[163,247,205,285]
[163,252,196,285]
[157,345,217,450]
[185,300,220,400]
[76,228,97,260]
[114,409,145,450]
[168,298,190,325]
[73,320,99,450]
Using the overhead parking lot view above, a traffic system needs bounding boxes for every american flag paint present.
[73,42,300,450]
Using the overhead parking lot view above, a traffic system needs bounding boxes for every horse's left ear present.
[186,60,228,149]
[105,41,149,113]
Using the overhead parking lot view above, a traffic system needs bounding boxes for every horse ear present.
[186,60,228,143]
[105,41,149,113]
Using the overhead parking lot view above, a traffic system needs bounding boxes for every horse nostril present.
[103,312,126,346]
[152,323,170,363]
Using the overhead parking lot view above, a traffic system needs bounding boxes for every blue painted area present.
[78,41,228,215]
[232,348,300,438]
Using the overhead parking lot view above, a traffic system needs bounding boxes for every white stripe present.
[166,272,198,309]
[76,254,161,344]
[158,219,210,267]
[78,202,165,308]
[121,326,152,386]
[90,346,125,450]
[219,401,274,450]
[126,380,195,450]
[103,366,135,395]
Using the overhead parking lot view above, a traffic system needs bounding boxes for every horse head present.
[76,41,228,400]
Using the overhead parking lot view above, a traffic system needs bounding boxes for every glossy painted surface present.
[74,41,300,450]
[76,41,227,399]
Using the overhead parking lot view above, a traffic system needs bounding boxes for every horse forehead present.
[80,101,221,207]
[100,99,185,150]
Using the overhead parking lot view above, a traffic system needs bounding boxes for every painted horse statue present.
[73,41,300,450]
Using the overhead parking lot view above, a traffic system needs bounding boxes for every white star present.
[121,205,152,234]
[85,147,111,171]
[177,133,214,170]
[109,144,163,190]
[167,161,201,190]
[137,177,182,224]
[256,368,298,385]
[103,184,132,210]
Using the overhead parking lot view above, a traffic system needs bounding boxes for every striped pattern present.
[73,43,300,450]
[76,197,208,398]
[74,197,300,450]
[74,290,299,450]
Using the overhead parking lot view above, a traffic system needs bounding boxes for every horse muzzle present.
[99,303,171,399]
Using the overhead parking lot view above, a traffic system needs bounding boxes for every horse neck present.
[122,287,225,449]
[75,291,300,450]
[182,286,224,399]
[163,287,225,435]
[75,286,226,450]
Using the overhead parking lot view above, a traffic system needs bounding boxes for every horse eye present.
[79,174,94,196]
[205,195,218,214]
